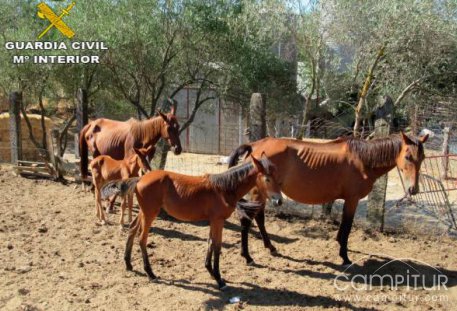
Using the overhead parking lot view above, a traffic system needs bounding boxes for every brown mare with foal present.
[79,106,182,180]
[228,132,429,266]
[101,154,283,290]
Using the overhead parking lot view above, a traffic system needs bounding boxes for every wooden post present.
[50,129,62,179]
[441,126,450,179]
[322,201,333,217]
[367,95,393,231]
[249,93,266,141]
[75,88,88,158]
[9,92,22,164]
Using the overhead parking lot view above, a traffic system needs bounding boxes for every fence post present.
[74,88,88,158]
[9,92,22,164]
[367,95,393,231]
[249,93,266,141]
[441,126,450,179]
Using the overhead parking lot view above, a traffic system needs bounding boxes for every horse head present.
[396,131,429,195]
[158,105,182,155]
[251,153,283,206]
[133,146,153,174]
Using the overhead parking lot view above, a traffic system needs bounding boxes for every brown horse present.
[228,132,429,266]
[101,154,283,290]
[90,146,152,225]
[79,107,182,179]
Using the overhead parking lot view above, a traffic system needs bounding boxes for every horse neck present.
[210,163,259,207]
[354,135,402,180]
[366,163,397,180]
[231,173,258,203]
[141,117,164,145]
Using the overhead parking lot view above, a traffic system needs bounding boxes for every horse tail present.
[100,177,140,201]
[228,144,253,168]
[79,123,91,179]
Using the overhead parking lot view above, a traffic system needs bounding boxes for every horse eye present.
[405,154,413,161]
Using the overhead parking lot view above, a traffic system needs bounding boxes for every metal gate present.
[406,155,457,229]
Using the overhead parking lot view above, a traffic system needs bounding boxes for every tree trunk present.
[353,44,386,137]
[441,126,450,179]
[367,95,393,231]
[9,92,22,164]
[75,88,88,158]
[249,93,266,141]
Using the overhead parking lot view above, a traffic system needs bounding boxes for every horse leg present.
[210,219,226,290]
[128,193,133,223]
[336,199,358,266]
[124,213,141,271]
[205,233,214,276]
[254,207,277,254]
[107,194,117,214]
[139,211,158,281]
[94,178,106,225]
[119,196,127,227]
[240,217,254,265]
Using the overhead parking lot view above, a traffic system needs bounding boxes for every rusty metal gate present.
[403,155,457,229]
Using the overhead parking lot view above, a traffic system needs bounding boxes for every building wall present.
[174,87,247,155]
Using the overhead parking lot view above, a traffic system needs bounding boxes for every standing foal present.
[90,146,152,225]
[101,154,282,290]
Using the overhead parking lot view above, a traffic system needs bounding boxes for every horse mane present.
[128,116,162,142]
[209,162,254,193]
[345,134,407,168]
[208,158,273,193]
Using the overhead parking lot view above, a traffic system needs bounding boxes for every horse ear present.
[170,103,176,115]
[157,109,168,123]
[401,131,413,145]
[419,134,429,143]
[251,155,265,174]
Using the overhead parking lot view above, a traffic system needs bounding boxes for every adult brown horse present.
[79,107,182,179]
[100,154,283,290]
[228,132,429,266]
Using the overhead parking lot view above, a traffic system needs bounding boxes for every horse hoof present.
[96,220,106,226]
[218,281,227,291]
[148,276,159,283]
[246,259,255,266]
[342,261,353,269]
[126,264,133,271]
[270,248,278,255]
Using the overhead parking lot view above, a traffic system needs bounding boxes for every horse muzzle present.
[408,185,419,196]
[271,195,283,207]
[171,145,182,155]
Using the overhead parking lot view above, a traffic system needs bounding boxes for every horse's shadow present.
[148,278,366,310]
[149,226,236,249]
[154,210,298,246]
[296,253,457,288]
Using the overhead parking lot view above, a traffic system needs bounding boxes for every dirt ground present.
[1,164,457,311]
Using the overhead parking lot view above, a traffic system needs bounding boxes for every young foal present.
[90,146,152,225]
[101,155,282,290]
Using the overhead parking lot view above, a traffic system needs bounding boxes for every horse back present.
[249,137,368,203]
[90,155,129,182]
[136,171,228,221]
[86,118,132,160]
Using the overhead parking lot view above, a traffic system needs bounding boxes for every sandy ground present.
[1,164,457,311]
